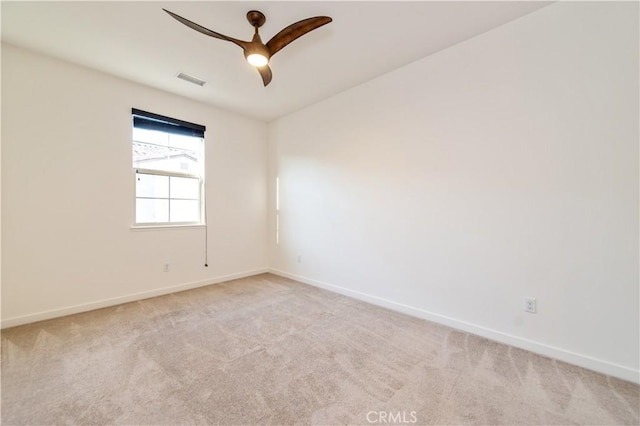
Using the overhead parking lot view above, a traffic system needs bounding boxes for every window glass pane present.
[165,146,199,174]
[133,142,199,173]
[171,176,200,200]
[170,200,199,223]
[136,199,169,223]
[136,173,169,198]
[133,128,168,146]
[169,134,201,152]
[133,141,167,169]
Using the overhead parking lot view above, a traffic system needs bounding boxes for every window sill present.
[130,224,206,232]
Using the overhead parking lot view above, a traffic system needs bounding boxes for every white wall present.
[268,2,639,382]
[2,43,268,325]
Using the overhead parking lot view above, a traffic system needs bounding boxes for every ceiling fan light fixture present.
[246,53,269,67]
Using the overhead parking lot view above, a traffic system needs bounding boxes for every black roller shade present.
[132,108,205,138]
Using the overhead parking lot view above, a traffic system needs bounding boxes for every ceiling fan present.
[163,9,332,87]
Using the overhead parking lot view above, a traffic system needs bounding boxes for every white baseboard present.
[1,268,268,329]
[269,268,640,384]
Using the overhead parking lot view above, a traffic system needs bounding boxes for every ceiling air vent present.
[177,72,206,86]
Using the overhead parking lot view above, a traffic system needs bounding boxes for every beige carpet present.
[1,273,638,425]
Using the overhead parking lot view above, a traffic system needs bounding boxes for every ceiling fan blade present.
[257,65,273,86]
[163,9,248,50]
[266,16,332,57]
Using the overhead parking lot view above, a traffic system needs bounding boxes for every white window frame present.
[133,167,205,228]
[131,110,206,228]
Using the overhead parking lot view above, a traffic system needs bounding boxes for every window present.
[132,109,205,226]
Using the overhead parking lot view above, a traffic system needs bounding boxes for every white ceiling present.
[2,1,551,121]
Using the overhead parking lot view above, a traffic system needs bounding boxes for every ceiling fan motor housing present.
[244,42,271,64]
[247,11,266,28]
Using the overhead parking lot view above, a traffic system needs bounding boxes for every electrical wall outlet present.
[164,263,170,272]
[525,297,537,313]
